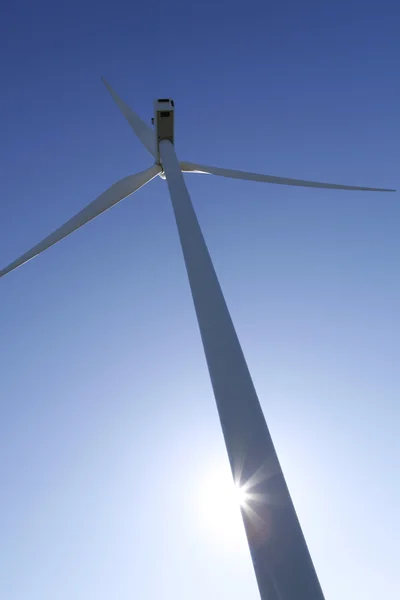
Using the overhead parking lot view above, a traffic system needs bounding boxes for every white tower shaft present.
[160,139,325,600]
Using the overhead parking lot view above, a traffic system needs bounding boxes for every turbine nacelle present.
[153,98,175,164]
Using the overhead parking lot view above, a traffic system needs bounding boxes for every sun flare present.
[234,484,248,507]
[195,464,248,551]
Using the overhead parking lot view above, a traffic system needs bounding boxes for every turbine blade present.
[180,161,395,192]
[0,164,161,279]
[102,77,157,159]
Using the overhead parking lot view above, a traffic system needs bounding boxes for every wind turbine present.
[1,79,395,600]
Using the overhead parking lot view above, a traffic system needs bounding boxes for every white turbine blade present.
[180,161,395,192]
[102,77,157,160]
[0,164,161,279]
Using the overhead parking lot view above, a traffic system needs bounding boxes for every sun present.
[194,464,248,551]
[234,484,248,507]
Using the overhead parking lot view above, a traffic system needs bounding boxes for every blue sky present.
[0,1,399,599]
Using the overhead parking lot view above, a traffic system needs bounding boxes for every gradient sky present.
[0,1,399,599]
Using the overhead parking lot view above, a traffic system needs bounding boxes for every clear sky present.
[0,1,399,599]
